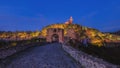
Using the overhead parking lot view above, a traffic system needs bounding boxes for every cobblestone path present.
[5,43,81,68]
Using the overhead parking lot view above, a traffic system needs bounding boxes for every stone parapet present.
[62,44,119,68]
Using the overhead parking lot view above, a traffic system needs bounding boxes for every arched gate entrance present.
[46,28,64,43]
[51,34,59,42]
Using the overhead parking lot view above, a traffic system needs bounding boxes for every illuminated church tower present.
[65,16,73,24]
[69,16,73,24]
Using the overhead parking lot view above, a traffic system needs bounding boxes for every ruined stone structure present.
[46,28,64,43]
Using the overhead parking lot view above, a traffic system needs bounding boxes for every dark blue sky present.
[0,0,120,32]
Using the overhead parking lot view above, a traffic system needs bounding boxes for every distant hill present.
[109,30,120,35]
[0,23,120,47]
[0,31,41,40]
[41,23,120,46]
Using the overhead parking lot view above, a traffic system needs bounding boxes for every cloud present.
[101,26,120,32]
[0,14,48,30]
[77,11,98,26]
[81,11,98,19]
[100,20,120,32]
[0,6,49,31]
[117,6,120,9]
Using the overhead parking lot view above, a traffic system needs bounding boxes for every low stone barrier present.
[0,45,32,59]
[0,42,45,59]
[62,44,119,68]
[0,42,46,68]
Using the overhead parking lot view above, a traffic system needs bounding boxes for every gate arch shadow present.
[51,34,59,42]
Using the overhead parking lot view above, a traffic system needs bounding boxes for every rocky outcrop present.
[62,44,119,68]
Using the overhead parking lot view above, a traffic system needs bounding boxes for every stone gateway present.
[46,28,77,43]
[46,28,64,43]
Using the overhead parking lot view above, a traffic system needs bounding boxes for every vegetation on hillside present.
[41,23,120,46]
[0,23,120,47]
[0,31,41,41]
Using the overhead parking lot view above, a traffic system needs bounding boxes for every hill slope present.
[0,23,120,47]
[41,23,120,46]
